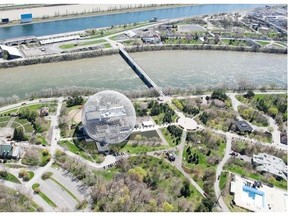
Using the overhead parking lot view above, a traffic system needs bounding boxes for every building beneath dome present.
[82,90,136,146]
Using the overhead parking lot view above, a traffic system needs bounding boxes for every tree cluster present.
[0,185,41,212]
[12,127,27,141]
[167,125,183,140]
[66,95,84,107]
[149,101,175,124]
[211,89,227,101]
[54,152,198,212]
[186,147,199,165]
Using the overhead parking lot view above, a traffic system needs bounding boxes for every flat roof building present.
[230,174,288,212]
[252,153,288,180]
[0,45,23,59]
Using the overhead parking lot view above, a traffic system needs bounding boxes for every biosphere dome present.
[82,90,136,144]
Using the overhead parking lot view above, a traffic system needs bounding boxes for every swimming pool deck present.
[230,174,287,212]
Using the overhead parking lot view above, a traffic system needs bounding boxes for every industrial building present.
[252,153,288,180]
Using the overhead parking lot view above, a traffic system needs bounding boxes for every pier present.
[119,48,164,98]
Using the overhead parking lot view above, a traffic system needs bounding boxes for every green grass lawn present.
[36,134,48,145]
[4,164,27,169]
[160,127,181,147]
[28,171,34,181]
[59,39,107,49]
[1,172,21,184]
[256,41,270,46]
[38,191,57,208]
[119,143,167,154]
[59,140,94,162]
[0,121,8,127]
[219,171,228,190]
[32,183,57,208]
[0,116,10,122]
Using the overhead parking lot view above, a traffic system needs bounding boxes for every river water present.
[0,51,286,98]
[0,4,263,40]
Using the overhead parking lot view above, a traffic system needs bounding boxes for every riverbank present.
[0,44,286,69]
[0,4,183,28]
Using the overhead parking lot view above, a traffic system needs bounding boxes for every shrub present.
[41,172,53,180]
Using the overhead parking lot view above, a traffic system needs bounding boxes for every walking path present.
[214,134,232,212]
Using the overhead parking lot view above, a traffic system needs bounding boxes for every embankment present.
[0,44,286,69]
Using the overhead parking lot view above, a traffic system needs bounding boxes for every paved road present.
[214,134,232,212]
[227,93,286,149]
[174,130,205,196]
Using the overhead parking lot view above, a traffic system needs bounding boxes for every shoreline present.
[0,44,286,69]
[0,4,188,28]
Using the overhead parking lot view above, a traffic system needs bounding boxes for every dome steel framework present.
[82,90,136,144]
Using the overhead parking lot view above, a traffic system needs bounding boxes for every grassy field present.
[59,140,97,162]
[119,143,167,154]
[0,172,21,184]
[59,39,107,49]
[219,171,228,190]
[160,127,182,147]
[256,41,270,46]
[164,38,202,45]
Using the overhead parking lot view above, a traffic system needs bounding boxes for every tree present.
[163,201,174,212]
[196,197,215,212]
[211,89,227,101]
[13,127,26,141]
[268,107,278,118]
[200,112,209,125]
[244,90,255,98]
[180,180,191,197]
[2,50,10,60]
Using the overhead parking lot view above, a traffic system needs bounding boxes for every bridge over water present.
[119,48,165,98]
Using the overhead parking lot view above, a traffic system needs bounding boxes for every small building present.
[125,30,137,38]
[20,13,32,23]
[0,45,23,59]
[230,120,253,134]
[142,120,154,127]
[0,140,20,160]
[1,18,9,24]
[141,36,161,44]
[40,107,49,116]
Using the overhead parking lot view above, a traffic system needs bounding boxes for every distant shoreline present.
[0,4,189,28]
[0,45,286,69]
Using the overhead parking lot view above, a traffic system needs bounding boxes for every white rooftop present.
[253,153,288,180]
[0,45,23,57]
[230,174,288,212]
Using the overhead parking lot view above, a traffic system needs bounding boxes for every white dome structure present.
[82,90,136,144]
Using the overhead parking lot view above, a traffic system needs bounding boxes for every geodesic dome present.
[82,90,136,144]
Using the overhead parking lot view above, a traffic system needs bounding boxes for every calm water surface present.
[0,51,286,98]
[0,4,263,40]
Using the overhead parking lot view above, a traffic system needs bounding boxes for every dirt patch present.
[68,109,82,123]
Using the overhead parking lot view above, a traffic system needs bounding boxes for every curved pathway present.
[214,134,232,212]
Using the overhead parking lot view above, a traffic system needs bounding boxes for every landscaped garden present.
[182,129,226,197]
